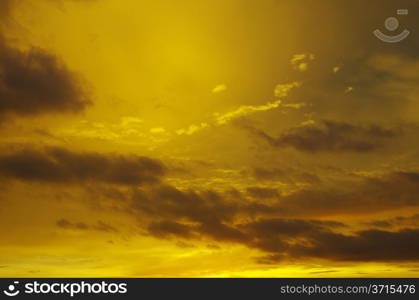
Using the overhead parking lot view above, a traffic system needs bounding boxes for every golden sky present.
[1,0,419,277]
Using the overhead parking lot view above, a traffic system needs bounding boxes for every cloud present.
[144,208,419,263]
[251,223,419,263]
[97,167,419,263]
[56,219,89,230]
[248,120,400,153]
[344,86,354,94]
[246,187,279,199]
[0,0,92,122]
[0,42,91,120]
[142,197,419,262]
[215,82,302,125]
[0,147,166,185]
[364,214,419,229]
[290,53,315,72]
[150,127,166,134]
[56,219,118,232]
[212,84,227,94]
[263,171,419,217]
[132,185,239,224]
[287,229,419,262]
[248,167,321,184]
[176,123,209,136]
[215,100,284,125]
[174,82,303,136]
[147,220,195,239]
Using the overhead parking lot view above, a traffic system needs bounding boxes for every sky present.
[1,0,419,277]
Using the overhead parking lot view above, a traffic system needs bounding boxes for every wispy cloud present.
[212,84,227,94]
[291,53,315,72]
[176,82,303,135]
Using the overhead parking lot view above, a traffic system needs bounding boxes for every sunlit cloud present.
[212,84,227,94]
[290,53,315,72]
[344,86,354,94]
[176,123,209,136]
[150,127,166,134]
[175,82,303,135]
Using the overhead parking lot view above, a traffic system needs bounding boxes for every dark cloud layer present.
[133,185,239,224]
[252,224,419,263]
[132,185,249,243]
[141,198,419,262]
[249,167,321,184]
[146,212,419,263]
[0,147,166,185]
[364,214,419,229]
[246,187,279,199]
[274,171,419,217]
[248,120,400,153]
[147,220,195,239]
[124,170,419,263]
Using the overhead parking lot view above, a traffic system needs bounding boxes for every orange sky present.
[1,0,419,277]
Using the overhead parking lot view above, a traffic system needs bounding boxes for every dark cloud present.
[364,214,419,229]
[0,147,166,185]
[197,221,249,243]
[144,214,419,263]
[248,120,400,153]
[56,218,89,230]
[246,187,279,199]
[56,218,118,232]
[133,185,239,224]
[0,42,91,120]
[147,220,195,239]
[249,167,321,184]
[127,169,419,263]
[274,171,419,217]
[0,0,93,121]
[288,229,419,262]
[132,185,249,243]
[130,171,419,241]
[254,227,419,263]
[145,210,419,263]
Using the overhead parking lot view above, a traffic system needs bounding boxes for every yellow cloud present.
[345,86,354,94]
[212,84,227,94]
[150,127,166,134]
[175,82,303,133]
[291,53,315,72]
[216,82,302,125]
[176,123,209,135]
[274,82,302,98]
